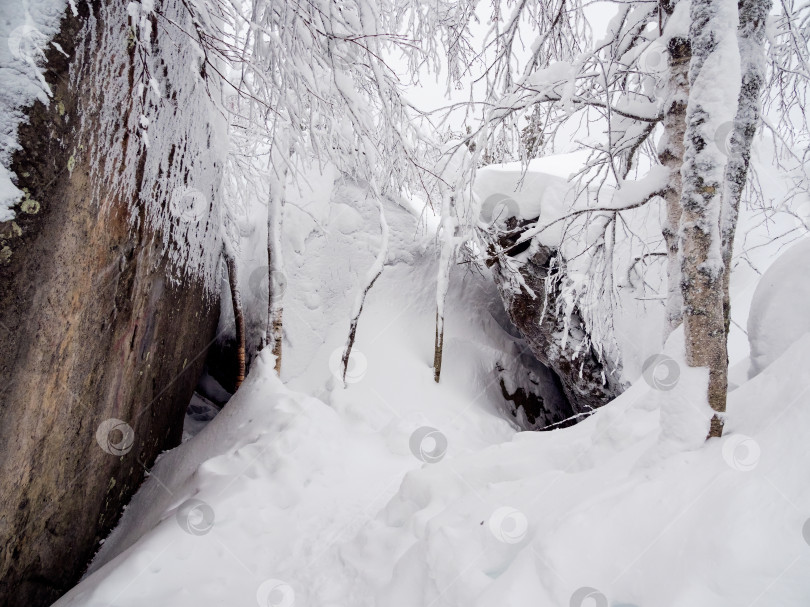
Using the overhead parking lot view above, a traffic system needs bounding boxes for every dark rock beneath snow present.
[487,224,624,419]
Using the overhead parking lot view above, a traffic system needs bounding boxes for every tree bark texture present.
[679,0,731,438]
[659,33,691,335]
[720,0,771,335]
[225,249,246,389]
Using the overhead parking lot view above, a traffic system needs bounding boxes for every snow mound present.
[747,238,810,377]
[55,329,810,607]
[473,153,584,245]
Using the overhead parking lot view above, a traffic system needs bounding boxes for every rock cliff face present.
[0,2,222,605]
[488,223,624,421]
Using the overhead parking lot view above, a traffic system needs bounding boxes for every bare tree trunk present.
[433,310,444,383]
[341,199,389,385]
[266,165,287,376]
[659,32,691,336]
[341,271,382,384]
[224,248,246,390]
[433,195,457,383]
[720,0,772,335]
[270,307,283,374]
[679,0,732,438]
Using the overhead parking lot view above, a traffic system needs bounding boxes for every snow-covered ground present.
[54,167,810,607]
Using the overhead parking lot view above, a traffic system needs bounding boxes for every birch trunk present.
[433,310,445,383]
[659,33,691,336]
[266,165,287,375]
[341,199,389,386]
[679,0,732,438]
[433,195,457,383]
[720,0,771,335]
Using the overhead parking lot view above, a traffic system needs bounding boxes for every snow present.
[182,393,221,442]
[54,167,810,607]
[747,237,810,378]
[473,151,589,244]
[613,164,670,208]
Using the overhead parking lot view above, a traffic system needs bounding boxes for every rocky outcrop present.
[487,221,624,420]
[0,2,222,605]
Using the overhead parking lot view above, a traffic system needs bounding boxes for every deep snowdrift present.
[747,238,810,378]
[55,312,810,606]
[55,173,810,607]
